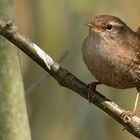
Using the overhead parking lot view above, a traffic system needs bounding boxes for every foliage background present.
[14,0,140,140]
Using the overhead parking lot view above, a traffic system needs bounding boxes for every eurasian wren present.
[82,15,140,115]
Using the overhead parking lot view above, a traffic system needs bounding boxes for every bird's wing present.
[130,30,140,81]
[136,26,140,37]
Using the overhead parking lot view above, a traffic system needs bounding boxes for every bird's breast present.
[82,35,136,89]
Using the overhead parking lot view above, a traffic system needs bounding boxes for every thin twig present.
[0,20,140,138]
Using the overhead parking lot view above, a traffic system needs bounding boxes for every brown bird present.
[82,15,140,116]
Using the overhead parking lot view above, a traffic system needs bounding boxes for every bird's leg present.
[121,89,140,117]
[85,82,102,103]
[132,89,140,114]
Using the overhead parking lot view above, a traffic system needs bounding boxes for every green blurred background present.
[13,0,140,140]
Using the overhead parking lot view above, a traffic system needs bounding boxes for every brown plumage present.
[82,15,140,115]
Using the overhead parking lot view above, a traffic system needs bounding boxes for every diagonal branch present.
[26,51,68,95]
[0,20,140,138]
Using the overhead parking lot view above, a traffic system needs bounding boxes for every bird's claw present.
[84,82,101,103]
[120,110,135,123]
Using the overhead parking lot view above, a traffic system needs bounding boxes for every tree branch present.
[0,20,140,138]
[26,51,68,95]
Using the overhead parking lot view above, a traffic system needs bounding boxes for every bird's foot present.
[85,82,101,103]
[120,110,135,123]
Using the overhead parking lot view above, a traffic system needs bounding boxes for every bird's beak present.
[85,22,101,31]
[84,23,94,28]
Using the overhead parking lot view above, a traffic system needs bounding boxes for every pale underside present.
[82,30,140,89]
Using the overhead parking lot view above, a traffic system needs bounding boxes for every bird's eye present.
[106,24,112,30]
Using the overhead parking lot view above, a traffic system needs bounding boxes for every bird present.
[82,15,140,116]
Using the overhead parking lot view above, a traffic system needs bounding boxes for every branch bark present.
[0,20,140,138]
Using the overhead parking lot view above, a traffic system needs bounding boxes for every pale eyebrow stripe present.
[109,21,122,26]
